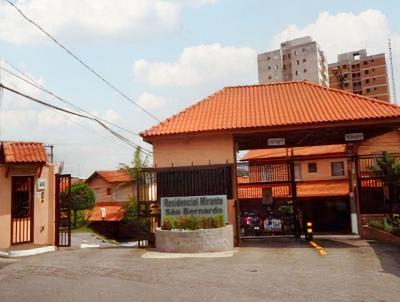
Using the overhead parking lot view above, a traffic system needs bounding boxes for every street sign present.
[345,132,364,141]
[268,137,285,146]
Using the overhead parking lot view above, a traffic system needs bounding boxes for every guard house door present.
[11,176,34,245]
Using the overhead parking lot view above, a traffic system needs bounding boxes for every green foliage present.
[119,146,148,179]
[161,215,225,230]
[123,197,138,224]
[278,204,293,217]
[373,153,400,182]
[70,183,95,228]
[368,220,384,230]
[70,183,95,211]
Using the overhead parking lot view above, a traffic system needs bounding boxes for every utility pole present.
[388,39,397,104]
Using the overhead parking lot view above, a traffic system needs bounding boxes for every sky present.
[0,0,399,177]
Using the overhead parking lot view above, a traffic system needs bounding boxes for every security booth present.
[139,81,400,245]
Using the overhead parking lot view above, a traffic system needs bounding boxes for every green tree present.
[119,147,150,224]
[119,146,148,179]
[70,183,95,228]
[370,153,400,203]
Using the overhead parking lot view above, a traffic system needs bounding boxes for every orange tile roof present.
[1,141,47,164]
[242,144,346,161]
[238,179,349,199]
[141,81,400,139]
[86,170,133,184]
[88,201,126,222]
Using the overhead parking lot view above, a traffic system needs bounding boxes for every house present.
[139,81,400,242]
[85,170,135,236]
[0,141,55,249]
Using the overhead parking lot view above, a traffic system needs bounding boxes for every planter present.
[361,226,400,246]
[156,224,233,253]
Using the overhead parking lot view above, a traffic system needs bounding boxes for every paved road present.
[0,238,399,302]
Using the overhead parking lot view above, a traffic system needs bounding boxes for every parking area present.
[0,238,399,302]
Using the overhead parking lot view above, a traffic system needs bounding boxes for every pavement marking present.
[309,240,327,256]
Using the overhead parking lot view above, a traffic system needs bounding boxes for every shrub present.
[368,220,384,230]
[162,215,175,230]
[391,227,400,236]
[161,215,225,230]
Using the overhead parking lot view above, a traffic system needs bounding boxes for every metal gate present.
[11,176,34,245]
[55,174,71,247]
[237,160,300,239]
[356,153,400,214]
[137,164,234,233]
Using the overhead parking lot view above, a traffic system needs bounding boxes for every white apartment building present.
[258,36,328,86]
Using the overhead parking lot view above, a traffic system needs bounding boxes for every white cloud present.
[133,43,257,87]
[137,92,166,110]
[273,9,400,102]
[0,0,215,44]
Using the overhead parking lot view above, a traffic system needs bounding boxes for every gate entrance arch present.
[139,81,400,245]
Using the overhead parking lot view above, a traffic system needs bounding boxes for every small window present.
[274,65,279,70]
[308,163,317,173]
[366,79,370,84]
[342,65,347,69]
[268,66,271,70]
[295,70,298,76]
[303,58,306,63]
[366,88,371,93]
[303,69,307,73]
[302,48,306,52]
[363,61,368,65]
[283,65,286,70]
[268,76,272,80]
[331,161,344,176]
[294,50,297,55]
[296,60,300,65]
[373,77,376,81]
[371,59,375,62]
[365,70,369,75]
[267,56,270,60]
[374,87,377,91]
[372,68,375,72]
[344,83,349,87]
[107,188,112,195]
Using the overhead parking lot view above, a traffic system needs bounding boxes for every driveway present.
[0,238,399,302]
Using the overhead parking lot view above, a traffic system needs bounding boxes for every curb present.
[0,246,56,258]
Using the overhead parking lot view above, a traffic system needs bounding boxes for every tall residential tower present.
[328,49,390,102]
[257,36,328,86]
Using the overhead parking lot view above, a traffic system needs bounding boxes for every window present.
[308,163,317,173]
[302,48,306,52]
[107,188,112,195]
[294,50,297,55]
[274,65,279,70]
[267,56,270,60]
[331,161,344,176]
[366,79,370,84]
[374,87,377,91]
[303,69,307,73]
[366,88,371,93]
[296,60,300,65]
[283,65,286,70]
[372,68,375,72]
[295,70,298,76]
[344,83,349,87]
[363,61,368,65]
[268,76,272,80]
[268,66,271,70]
[365,70,369,75]
[342,65,347,69]
[303,58,306,63]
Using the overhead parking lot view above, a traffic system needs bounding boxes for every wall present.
[88,176,135,203]
[152,134,235,168]
[0,164,55,249]
[357,131,400,155]
[296,157,348,181]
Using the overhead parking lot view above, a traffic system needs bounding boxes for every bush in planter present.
[162,215,175,230]
[368,220,384,230]
[161,215,225,230]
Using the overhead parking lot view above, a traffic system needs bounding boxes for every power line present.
[0,82,153,156]
[5,0,161,122]
[0,61,142,138]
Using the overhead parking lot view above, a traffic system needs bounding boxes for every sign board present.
[37,179,46,191]
[267,137,285,146]
[345,132,364,141]
[100,207,107,219]
[160,195,228,224]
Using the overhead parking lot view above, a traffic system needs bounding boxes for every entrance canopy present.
[141,81,400,150]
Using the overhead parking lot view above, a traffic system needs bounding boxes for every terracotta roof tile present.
[242,144,346,161]
[141,81,400,138]
[1,141,47,164]
[86,170,133,184]
[238,180,349,199]
[88,201,126,222]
